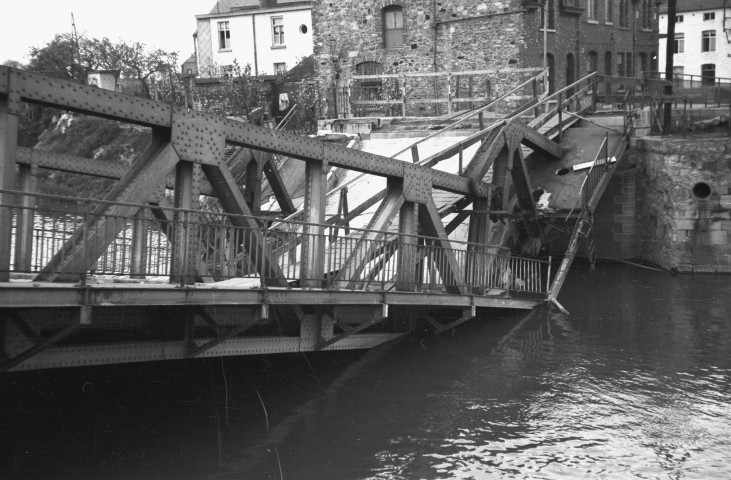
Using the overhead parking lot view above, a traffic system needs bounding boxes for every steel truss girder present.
[0,67,489,198]
[4,334,408,372]
[1,319,85,373]
[200,161,294,291]
[36,138,180,282]
[332,184,404,289]
[319,305,388,350]
[15,147,216,196]
[418,198,468,295]
[261,152,296,215]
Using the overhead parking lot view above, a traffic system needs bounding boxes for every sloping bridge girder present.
[35,138,180,282]
[333,184,405,290]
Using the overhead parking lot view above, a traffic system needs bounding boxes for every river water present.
[2,265,730,479]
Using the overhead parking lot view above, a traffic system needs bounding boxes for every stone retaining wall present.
[637,136,731,272]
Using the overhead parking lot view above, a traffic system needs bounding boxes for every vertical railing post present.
[446,73,452,116]
[532,78,541,118]
[0,70,19,282]
[300,159,327,288]
[557,93,563,142]
[14,164,37,272]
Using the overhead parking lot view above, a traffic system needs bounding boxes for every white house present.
[659,0,731,81]
[194,0,313,77]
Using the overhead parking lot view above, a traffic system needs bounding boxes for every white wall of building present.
[196,6,312,77]
[659,8,731,80]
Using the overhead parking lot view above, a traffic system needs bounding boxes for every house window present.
[272,17,284,46]
[587,51,598,73]
[274,63,286,75]
[702,30,716,52]
[703,12,715,21]
[701,64,715,84]
[541,0,556,30]
[674,33,685,53]
[587,0,598,21]
[617,52,625,77]
[619,0,629,27]
[605,0,613,23]
[383,6,404,49]
[644,0,653,29]
[218,21,231,50]
[626,52,633,77]
[675,14,684,22]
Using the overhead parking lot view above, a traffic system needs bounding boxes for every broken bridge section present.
[0,66,632,372]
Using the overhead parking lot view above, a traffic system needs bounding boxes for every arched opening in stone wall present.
[604,51,613,94]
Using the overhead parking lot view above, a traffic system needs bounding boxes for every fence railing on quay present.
[327,67,547,119]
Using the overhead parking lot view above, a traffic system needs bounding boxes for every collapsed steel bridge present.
[0,66,637,372]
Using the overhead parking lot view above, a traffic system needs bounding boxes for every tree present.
[27,34,179,99]
[192,60,268,118]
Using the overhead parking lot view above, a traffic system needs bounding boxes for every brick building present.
[312,0,660,116]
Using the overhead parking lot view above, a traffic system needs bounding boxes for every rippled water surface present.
[2,266,730,479]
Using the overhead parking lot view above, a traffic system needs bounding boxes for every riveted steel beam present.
[333,184,404,289]
[516,123,565,160]
[171,106,226,165]
[16,147,214,195]
[397,201,418,291]
[36,138,180,282]
[200,161,291,289]
[418,198,467,295]
[300,159,328,288]
[462,126,506,181]
[1,67,171,127]
[262,152,296,215]
[0,94,18,281]
[222,118,489,197]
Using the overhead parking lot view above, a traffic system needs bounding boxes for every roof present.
[660,0,729,13]
[207,0,309,14]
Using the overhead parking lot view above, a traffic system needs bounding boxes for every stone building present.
[312,0,660,117]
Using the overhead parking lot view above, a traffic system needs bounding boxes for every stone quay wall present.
[637,137,731,273]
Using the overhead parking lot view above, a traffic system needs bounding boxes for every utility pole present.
[71,13,81,81]
[663,0,677,134]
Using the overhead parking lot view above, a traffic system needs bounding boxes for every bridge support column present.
[300,159,327,288]
[397,201,418,292]
[467,196,491,291]
[172,160,197,285]
[130,211,148,279]
[0,93,18,282]
[14,163,37,272]
[245,153,263,217]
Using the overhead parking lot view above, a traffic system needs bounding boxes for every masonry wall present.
[313,0,530,116]
[313,0,658,118]
[637,137,731,273]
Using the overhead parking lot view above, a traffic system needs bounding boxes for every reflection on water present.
[223,266,731,480]
[1,266,729,479]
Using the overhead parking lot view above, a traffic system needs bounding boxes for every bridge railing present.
[579,133,611,209]
[2,190,550,296]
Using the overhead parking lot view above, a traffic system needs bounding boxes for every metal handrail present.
[1,190,549,295]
